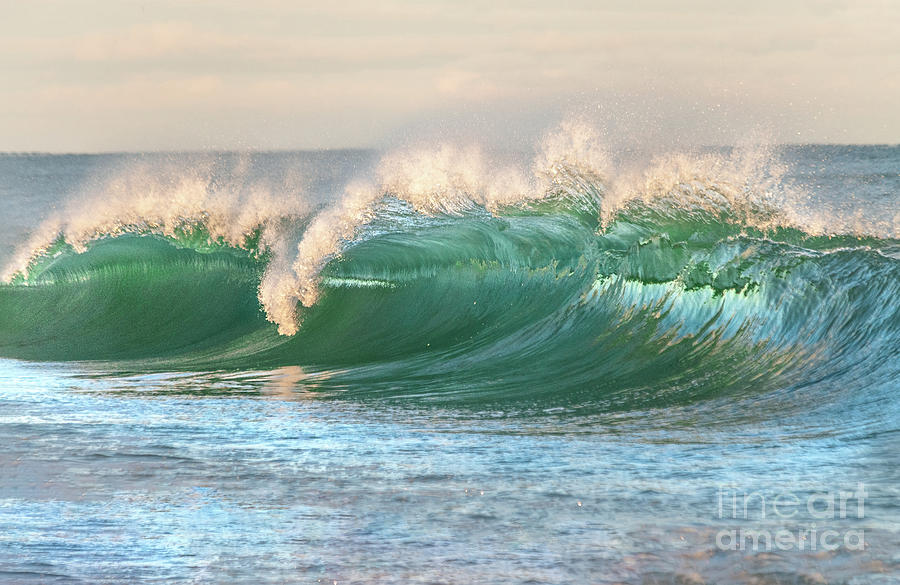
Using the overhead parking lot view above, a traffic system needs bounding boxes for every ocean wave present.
[1,125,898,406]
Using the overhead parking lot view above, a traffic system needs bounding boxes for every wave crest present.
[4,122,895,341]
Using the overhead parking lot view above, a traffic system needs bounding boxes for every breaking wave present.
[1,123,898,406]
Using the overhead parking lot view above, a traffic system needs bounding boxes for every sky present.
[1,0,898,151]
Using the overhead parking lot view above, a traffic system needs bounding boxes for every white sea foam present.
[377,144,534,214]
[606,140,790,229]
[2,156,311,281]
[260,181,380,335]
[4,121,893,337]
[533,119,612,185]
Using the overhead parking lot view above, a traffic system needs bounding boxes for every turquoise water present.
[0,145,898,583]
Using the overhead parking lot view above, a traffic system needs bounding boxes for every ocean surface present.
[1,134,899,583]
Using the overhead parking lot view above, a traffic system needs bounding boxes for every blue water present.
[1,144,898,583]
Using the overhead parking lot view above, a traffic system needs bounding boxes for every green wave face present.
[0,236,269,361]
[1,194,898,409]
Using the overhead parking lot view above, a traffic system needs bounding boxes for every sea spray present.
[1,125,898,408]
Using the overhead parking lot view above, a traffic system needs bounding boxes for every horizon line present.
[1,142,899,156]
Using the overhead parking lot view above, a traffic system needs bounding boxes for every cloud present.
[0,0,897,150]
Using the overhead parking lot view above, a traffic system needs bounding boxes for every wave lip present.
[2,195,897,410]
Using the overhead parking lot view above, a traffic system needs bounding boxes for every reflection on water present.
[1,358,898,584]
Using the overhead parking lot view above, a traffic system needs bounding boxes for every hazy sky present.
[1,0,898,151]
